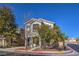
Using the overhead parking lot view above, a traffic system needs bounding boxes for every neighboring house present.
[24,18,54,48]
[0,35,6,47]
[0,28,25,47]
[68,38,77,44]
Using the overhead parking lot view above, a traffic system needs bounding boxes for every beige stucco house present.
[24,18,54,48]
[68,38,77,44]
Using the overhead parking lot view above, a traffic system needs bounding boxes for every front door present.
[27,37,30,47]
[33,37,39,47]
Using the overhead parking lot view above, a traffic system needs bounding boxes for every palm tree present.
[51,24,68,49]
[51,24,60,47]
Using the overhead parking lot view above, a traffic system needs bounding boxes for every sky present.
[0,3,79,38]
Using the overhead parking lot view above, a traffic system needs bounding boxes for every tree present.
[0,7,17,47]
[36,22,53,48]
[60,33,68,49]
[16,28,25,46]
[36,21,68,49]
[51,24,68,49]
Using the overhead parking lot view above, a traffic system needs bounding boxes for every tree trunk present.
[2,39,5,47]
[39,37,41,48]
[63,41,66,50]
[11,38,12,46]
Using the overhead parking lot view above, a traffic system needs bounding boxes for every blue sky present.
[0,3,79,38]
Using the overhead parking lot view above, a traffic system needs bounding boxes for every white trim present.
[24,18,55,25]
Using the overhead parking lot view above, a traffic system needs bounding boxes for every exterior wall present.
[43,21,54,28]
[26,19,54,33]
[68,39,77,44]
[32,21,41,25]
[0,40,3,47]
[0,39,7,47]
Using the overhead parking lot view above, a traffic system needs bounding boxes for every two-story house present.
[24,18,54,48]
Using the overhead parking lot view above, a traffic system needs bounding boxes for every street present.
[0,51,23,56]
[0,44,79,56]
[68,44,79,53]
[0,50,43,56]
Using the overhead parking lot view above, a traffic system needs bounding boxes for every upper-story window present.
[33,24,39,32]
[26,25,30,31]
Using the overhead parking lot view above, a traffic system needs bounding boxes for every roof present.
[24,18,55,25]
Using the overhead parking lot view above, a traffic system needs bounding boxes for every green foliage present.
[36,22,53,48]
[51,24,68,49]
[36,22,68,49]
[0,7,17,47]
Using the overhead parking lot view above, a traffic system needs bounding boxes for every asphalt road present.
[67,44,79,53]
[0,51,62,56]
[0,51,26,56]
[0,44,79,56]
[0,51,47,56]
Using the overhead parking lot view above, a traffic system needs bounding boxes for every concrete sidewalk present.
[0,46,79,56]
[0,47,24,52]
[62,46,79,56]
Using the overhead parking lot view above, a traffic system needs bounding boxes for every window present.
[33,24,39,32]
[26,25,30,31]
